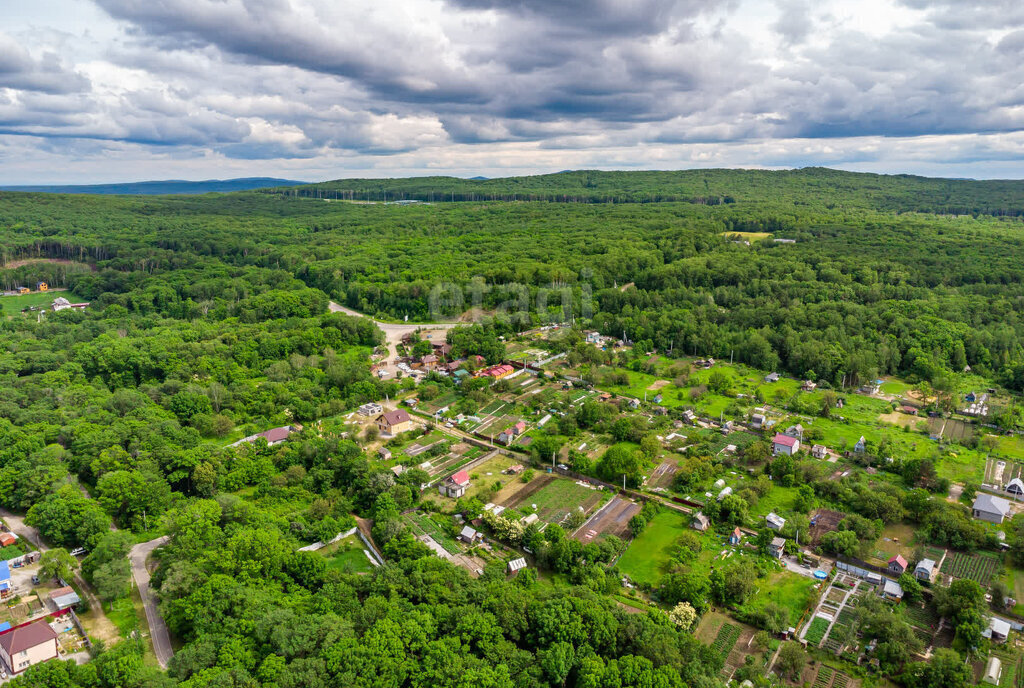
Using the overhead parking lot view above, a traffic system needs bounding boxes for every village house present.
[854,436,867,453]
[459,526,481,543]
[477,363,515,379]
[432,341,453,358]
[811,444,828,459]
[229,424,303,448]
[768,537,786,559]
[988,617,1011,643]
[692,512,710,532]
[439,469,471,498]
[420,354,439,369]
[784,424,804,440]
[750,413,766,429]
[800,380,817,392]
[764,372,780,383]
[51,296,89,312]
[729,527,743,545]
[772,433,800,456]
[0,620,59,674]
[377,447,392,461]
[881,579,904,601]
[49,586,81,611]
[887,554,908,575]
[914,558,936,582]
[766,512,786,531]
[973,493,1012,524]
[681,409,696,423]
[900,405,918,416]
[376,409,414,436]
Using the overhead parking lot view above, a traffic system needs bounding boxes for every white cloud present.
[0,0,1021,182]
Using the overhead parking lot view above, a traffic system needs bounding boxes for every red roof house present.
[439,469,471,498]
[772,433,800,455]
[887,554,908,574]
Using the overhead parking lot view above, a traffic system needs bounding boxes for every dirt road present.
[130,536,173,668]
[328,301,459,376]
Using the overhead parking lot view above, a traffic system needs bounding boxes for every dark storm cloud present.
[0,0,1021,171]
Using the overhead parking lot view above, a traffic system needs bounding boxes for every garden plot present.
[986,457,1024,486]
[940,550,1000,587]
[695,612,760,681]
[647,458,680,490]
[403,511,461,555]
[505,476,606,525]
[808,509,845,545]
[573,495,641,541]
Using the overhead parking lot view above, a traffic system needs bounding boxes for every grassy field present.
[0,289,83,315]
[738,570,816,627]
[617,510,691,585]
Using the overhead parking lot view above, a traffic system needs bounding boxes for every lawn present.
[618,510,691,585]
[325,547,374,573]
[107,596,140,636]
[749,485,799,519]
[522,478,607,524]
[738,570,816,628]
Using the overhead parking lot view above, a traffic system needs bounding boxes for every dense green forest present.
[0,168,1023,687]
[4,168,1024,393]
[269,167,1024,216]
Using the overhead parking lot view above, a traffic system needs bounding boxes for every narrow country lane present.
[130,536,173,668]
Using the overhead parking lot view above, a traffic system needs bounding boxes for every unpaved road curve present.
[130,536,173,668]
[328,301,460,375]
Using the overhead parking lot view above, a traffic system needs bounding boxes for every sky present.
[1,0,1023,184]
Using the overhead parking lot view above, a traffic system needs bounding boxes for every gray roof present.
[916,558,935,572]
[883,579,903,596]
[51,591,81,608]
[770,537,786,548]
[974,493,1011,516]
[460,526,478,539]
[990,616,1011,637]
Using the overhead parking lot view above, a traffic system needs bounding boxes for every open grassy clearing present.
[617,510,691,585]
[738,570,816,628]
[0,289,84,314]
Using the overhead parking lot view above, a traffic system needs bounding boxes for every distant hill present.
[266,167,1024,216]
[0,177,306,195]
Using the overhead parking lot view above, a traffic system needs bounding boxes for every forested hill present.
[0,177,305,195]
[266,168,1024,216]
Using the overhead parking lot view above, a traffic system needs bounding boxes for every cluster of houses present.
[497,421,527,446]
[392,338,481,382]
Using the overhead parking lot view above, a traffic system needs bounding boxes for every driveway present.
[130,537,173,668]
[0,508,43,550]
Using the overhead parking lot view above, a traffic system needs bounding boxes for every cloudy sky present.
[1,0,1023,183]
